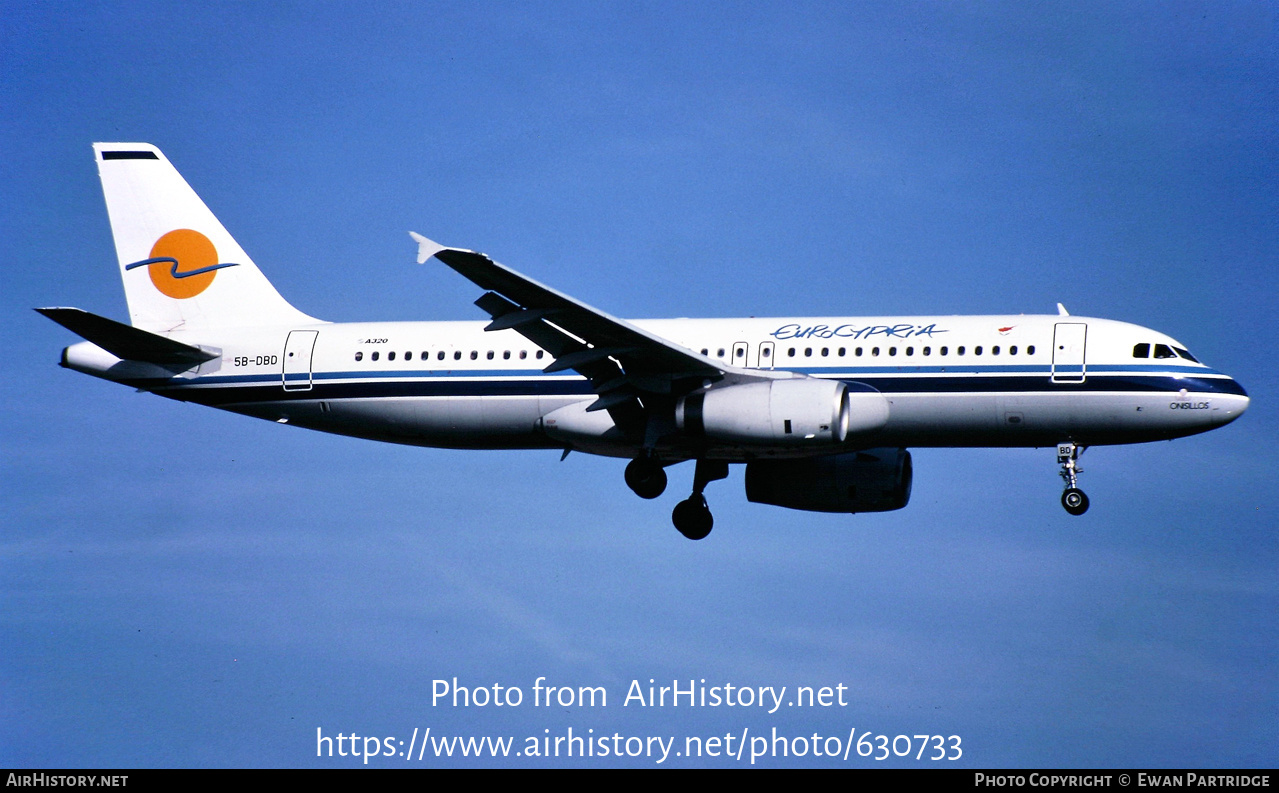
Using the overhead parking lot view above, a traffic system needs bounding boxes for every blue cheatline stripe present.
[179,362,1227,388]
[143,372,1245,407]
[184,368,576,385]
[776,363,1220,376]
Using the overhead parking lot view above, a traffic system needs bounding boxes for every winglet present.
[409,231,447,264]
[1057,302,1070,316]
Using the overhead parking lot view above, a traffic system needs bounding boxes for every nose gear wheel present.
[1057,443,1089,516]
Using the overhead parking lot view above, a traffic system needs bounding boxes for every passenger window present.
[906,346,914,356]
[519,350,527,360]
[405,351,412,360]
[503,350,511,360]
[975,346,983,355]
[855,347,863,357]
[701,348,709,356]
[470,351,478,360]
[957,346,965,355]
[992,346,999,355]
[371,351,379,361]
[820,347,828,357]
[872,347,880,356]
[922,347,931,356]
[1154,344,1177,359]
[804,348,812,357]
[762,348,771,358]
[388,351,396,361]
[837,347,845,357]
[1027,345,1035,355]
[354,351,363,362]
[486,351,494,360]
[453,351,461,361]
[736,348,745,358]
[1133,343,1150,358]
[940,346,948,356]
[889,347,897,356]
[1010,346,1017,355]
[536,350,544,359]
[438,351,445,361]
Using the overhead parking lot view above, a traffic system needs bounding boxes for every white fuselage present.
[63,313,1249,460]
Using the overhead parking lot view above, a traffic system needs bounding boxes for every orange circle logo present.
[147,229,221,299]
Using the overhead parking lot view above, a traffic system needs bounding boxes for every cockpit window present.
[1153,344,1177,359]
[1174,346,1199,363]
[1132,343,1150,358]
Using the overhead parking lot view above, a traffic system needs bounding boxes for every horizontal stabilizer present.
[36,307,218,366]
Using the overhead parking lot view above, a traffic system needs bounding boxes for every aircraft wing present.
[411,233,764,431]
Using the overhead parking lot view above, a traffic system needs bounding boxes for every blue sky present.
[2,1,1276,767]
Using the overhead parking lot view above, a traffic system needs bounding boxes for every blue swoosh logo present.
[125,257,240,278]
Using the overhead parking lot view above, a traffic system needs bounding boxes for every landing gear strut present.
[625,457,667,500]
[1057,442,1089,516]
[672,460,728,540]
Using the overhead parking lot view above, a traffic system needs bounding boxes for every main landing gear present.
[1057,442,1089,516]
[625,458,729,540]
[624,457,667,500]
[671,460,728,541]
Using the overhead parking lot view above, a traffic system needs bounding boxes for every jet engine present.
[675,379,888,446]
[745,447,912,513]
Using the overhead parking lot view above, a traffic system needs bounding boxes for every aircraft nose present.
[1216,379,1249,425]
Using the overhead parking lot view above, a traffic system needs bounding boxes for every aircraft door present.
[282,330,319,391]
[757,341,775,369]
[1051,323,1087,383]
[732,342,749,368]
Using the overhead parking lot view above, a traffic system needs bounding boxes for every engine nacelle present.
[745,447,912,513]
[676,379,888,446]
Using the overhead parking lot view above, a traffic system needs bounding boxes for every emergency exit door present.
[1051,323,1087,383]
[282,330,319,391]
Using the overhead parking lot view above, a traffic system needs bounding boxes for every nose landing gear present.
[672,460,729,540]
[1057,442,1089,516]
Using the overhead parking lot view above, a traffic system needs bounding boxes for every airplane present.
[39,143,1250,540]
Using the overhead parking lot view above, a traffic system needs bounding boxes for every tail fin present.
[94,143,320,332]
